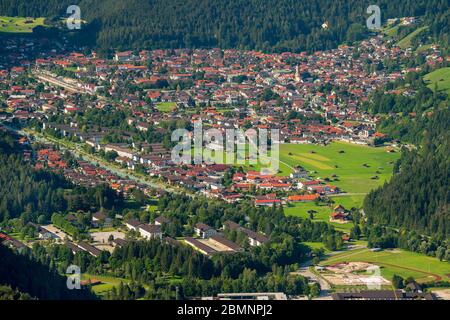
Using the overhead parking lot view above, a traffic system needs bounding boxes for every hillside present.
[0,245,96,300]
[0,0,448,53]
[364,95,450,238]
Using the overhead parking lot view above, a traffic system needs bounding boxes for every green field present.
[156,102,177,112]
[81,274,128,296]
[424,67,450,96]
[0,16,46,33]
[320,248,450,284]
[278,142,399,193]
[383,25,400,37]
[397,26,428,49]
[284,201,353,231]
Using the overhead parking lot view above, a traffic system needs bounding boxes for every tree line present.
[0,0,448,54]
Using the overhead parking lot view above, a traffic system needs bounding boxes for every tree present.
[392,274,405,289]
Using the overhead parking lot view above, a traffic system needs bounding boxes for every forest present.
[0,133,123,225]
[0,244,96,299]
[0,0,448,54]
[364,67,450,240]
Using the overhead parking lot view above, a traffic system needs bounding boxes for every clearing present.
[424,67,450,96]
[0,16,46,33]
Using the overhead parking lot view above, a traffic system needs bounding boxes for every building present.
[77,241,102,257]
[184,237,217,256]
[194,223,217,239]
[139,224,163,240]
[154,216,170,226]
[92,212,112,227]
[125,218,142,231]
[332,290,436,300]
[222,220,269,246]
[212,292,287,300]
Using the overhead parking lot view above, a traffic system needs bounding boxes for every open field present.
[156,102,177,112]
[320,248,450,284]
[424,67,450,96]
[284,202,353,231]
[0,16,45,33]
[81,274,128,296]
[278,142,399,193]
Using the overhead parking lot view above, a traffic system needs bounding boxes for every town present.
[0,11,449,302]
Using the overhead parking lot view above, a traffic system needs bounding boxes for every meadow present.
[277,142,400,194]
[424,67,450,96]
[0,16,46,33]
[320,248,450,284]
[263,142,399,228]
[81,274,128,296]
[156,102,177,112]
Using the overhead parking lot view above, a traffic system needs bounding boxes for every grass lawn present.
[0,16,46,33]
[156,102,177,112]
[81,274,128,296]
[383,25,400,37]
[278,142,399,193]
[303,242,330,253]
[397,26,428,49]
[330,194,366,209]
[424,67,450,96]
[320,248,450,284]
[284,201,353,231]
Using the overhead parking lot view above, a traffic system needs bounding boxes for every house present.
[125,218,142,231]
[139,224,163,240]
[194,223,217,239]
[154,216,170,225]
[92,212,112,227]
[330,205,351,222]
[38,226,61,240]
[112,238,127,248]
[245,229,269,247]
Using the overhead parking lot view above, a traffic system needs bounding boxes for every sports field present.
[424,67,450,96]
[0,16,46,33]
[320,248,450,284]
[156,102,177,112]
